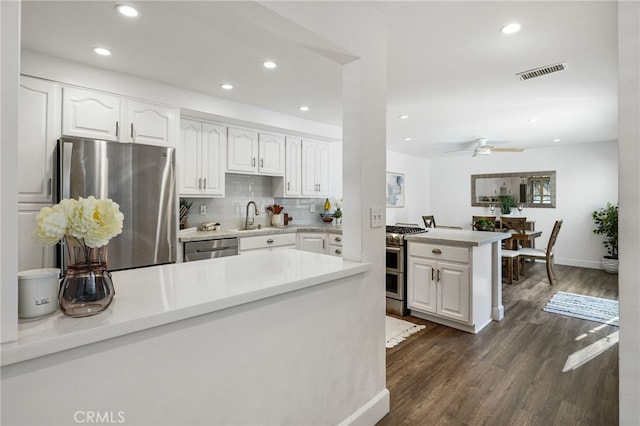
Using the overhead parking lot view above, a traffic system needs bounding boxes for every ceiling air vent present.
[516,62,568,81]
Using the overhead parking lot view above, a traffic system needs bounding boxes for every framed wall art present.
[386,172,405,207]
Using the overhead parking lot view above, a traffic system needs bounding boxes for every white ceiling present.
[21,1,618,158]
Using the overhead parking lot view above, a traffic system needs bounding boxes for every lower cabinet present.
[297,232,326,254]
[408,241,490,333]
[238,233,296,254]
[18,204,56,272]
[296,232,343,257]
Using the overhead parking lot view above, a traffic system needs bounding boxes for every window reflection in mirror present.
[471,171,556,208]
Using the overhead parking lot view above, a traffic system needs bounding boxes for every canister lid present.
[17,268,60,280]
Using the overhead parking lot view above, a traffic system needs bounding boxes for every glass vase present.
[59,236,114,318]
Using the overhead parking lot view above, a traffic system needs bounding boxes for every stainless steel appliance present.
[183,238,238,261]
[58,137,177,271]
[386,224,427,316]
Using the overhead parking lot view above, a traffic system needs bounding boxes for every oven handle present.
[386,246,402,254]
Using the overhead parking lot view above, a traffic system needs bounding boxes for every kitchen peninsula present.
[404,228,510,333]
[1,250,379,425]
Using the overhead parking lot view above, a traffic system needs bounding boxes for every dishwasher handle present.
[195,246,234,253]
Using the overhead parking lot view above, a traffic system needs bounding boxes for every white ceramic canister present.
[17,268,61,319]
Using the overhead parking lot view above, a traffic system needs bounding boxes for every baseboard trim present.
[339,388,390,426]
[555,257,602,270]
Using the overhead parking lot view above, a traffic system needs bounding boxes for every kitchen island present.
[1,250,386,426]
[404,228,510,333]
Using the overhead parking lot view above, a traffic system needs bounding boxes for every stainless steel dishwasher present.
[183,238,238,261]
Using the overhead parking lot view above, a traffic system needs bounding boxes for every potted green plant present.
[499,195,516,215]
[474,218,493,231]
[592,202,618,274]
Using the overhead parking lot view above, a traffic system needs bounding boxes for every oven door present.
[386,245,403,273]
[386,270,404,299]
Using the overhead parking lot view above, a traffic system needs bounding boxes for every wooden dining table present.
[503,229,543,249]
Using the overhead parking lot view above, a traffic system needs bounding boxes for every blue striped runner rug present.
[543,291,619,326]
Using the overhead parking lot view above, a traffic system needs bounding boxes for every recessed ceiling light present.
[553,138,561,142]
[263,61,277,69]
[93,47,111,56]
[220,83,233,90]
[500,22,521,34]
[399,115,409,119]
[528,118,538,124]
[299,106,309,112]
[116,4,138,17]
[404,137,412,142]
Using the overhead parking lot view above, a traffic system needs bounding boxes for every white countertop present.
[179,224,343,242]
[404,228,511,247]
[1,250,370,366]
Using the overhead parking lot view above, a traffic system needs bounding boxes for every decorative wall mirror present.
[471,171,556,208]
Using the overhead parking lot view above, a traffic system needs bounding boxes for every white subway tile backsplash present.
[181,174,343,230]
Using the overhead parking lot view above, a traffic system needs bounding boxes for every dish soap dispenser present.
[323,198,331,211]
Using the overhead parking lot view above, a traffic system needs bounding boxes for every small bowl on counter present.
[320,213,334,223]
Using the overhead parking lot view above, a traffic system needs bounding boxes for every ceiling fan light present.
[501,23,521,34]
[116,4,138,17]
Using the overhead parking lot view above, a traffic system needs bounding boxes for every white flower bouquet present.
[35,196,124,248]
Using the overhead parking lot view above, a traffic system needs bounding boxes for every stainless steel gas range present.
[385,224,427,315]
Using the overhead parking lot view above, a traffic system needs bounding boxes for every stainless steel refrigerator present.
[58,137,177,271]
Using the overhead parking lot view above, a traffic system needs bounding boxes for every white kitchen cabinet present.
[227,127,285,176]
[179,119,225,197]
[18,205,56,272]
[227,127,258,173]
[125,100,178,147]
[239,233,296,254]
[62,86,178,147]
[301,139,331,197]
[297,232,327,254]
[408,242,473,328]
[296,232,343,257]
[19,76,59,204]
[62,87,119,140]
[327,233,343,257]
[273,137,302,197]
[258,132,285,175]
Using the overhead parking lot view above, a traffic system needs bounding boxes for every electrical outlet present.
[309,204,316,212]
[200,205,206,215]
[370,206,383,228]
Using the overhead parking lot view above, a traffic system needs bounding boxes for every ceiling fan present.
[446,138,525,157]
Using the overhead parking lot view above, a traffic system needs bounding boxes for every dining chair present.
[517,220,563,285]
[471,215,497,231]
[422,215,436,228]
[501,249,521,285]
[500,217,527,250]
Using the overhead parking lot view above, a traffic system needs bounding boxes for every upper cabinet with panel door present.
[227,126,285,176]
[301,139,331,197]
[179,118,226,197]
[273,136,302,197]
[18,76,60,204]
[62,86,178,148]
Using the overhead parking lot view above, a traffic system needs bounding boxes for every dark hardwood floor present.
[379,263,619,426]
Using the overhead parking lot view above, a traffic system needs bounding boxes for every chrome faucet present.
[245,201,259,230]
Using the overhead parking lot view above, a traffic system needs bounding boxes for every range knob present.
[394,236,401,244]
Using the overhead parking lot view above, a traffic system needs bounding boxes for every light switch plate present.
[370,206,383,228]
[309,204,316,212]
[200,205,206,215]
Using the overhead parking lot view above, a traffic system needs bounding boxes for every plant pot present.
[601,256,619,274]
[271,214,282,226]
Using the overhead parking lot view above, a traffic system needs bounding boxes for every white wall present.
[1,0,20,343]
[618,1,640,422]
[428,141,618,268]
[386,150,431,226]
